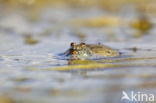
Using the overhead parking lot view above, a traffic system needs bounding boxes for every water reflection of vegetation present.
[28,56,156,71]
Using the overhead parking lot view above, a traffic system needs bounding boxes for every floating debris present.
[132,47,137,52]
[0,96,14,103]
[131,15,152,33]
[126,47,138,52]
[72,16,127,27]
[25,34,39,45]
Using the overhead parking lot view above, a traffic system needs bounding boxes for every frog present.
[63,42,120,59]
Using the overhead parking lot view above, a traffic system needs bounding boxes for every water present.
[0,2,156,103]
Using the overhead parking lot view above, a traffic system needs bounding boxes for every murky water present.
[0,1,156,103]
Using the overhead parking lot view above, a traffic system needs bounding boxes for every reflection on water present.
[0,0,156,103]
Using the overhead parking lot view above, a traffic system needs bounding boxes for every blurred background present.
[0,0,156,103]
